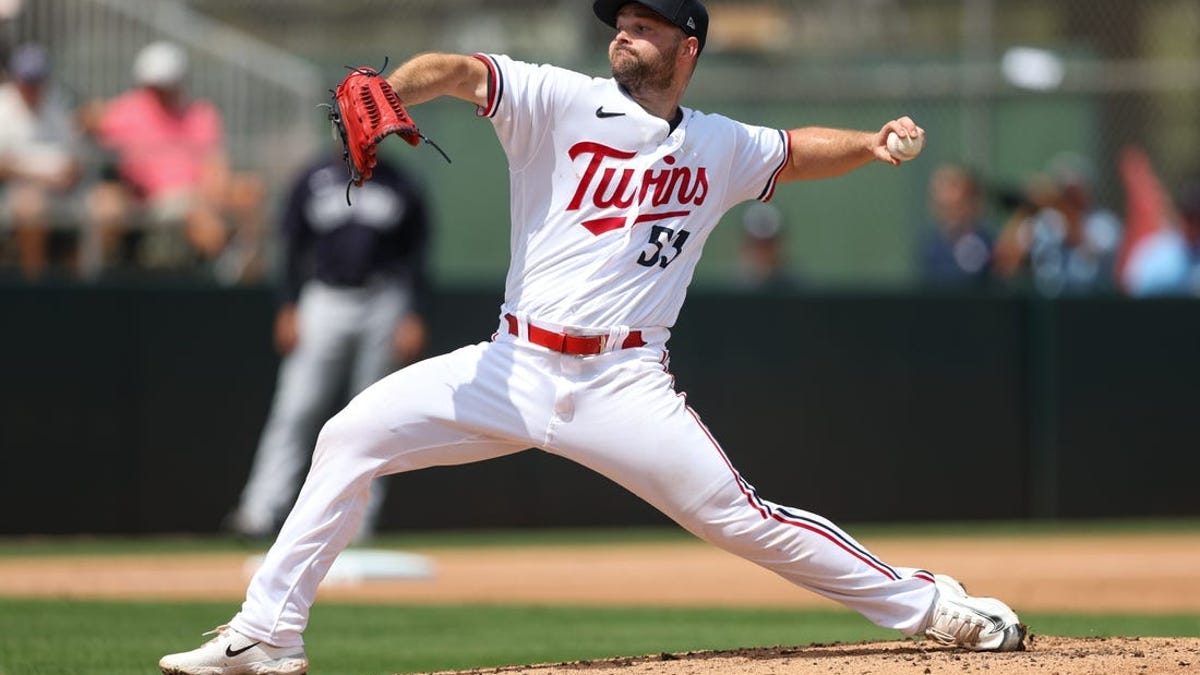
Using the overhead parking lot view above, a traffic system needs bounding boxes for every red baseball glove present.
[327,62,448,197]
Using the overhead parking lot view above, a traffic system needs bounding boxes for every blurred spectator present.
[991,174,1052,284]
[224,148,432,541]
[0,43,84,280]
[1115,146,1193,297]
[915,162,993,289]
[84,41,264,282]
[735,202,797,290]
[1120,174,1200,297]
[993,153,1122,296]
[1181,178,1200,293]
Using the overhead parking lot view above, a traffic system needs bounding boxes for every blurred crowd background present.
[1,0,1198,295]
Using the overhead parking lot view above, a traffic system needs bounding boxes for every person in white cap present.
[84,41,263,280]
[0,42,83,280]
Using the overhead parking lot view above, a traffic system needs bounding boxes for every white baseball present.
[886,131,924,162]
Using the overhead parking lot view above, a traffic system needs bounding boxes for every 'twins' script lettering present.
[567,142,708,235]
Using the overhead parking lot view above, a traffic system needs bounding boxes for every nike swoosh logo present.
[595,107,625,118]
[984,614,1006,633]
[225,642,261,657]
[948,598,1008,634]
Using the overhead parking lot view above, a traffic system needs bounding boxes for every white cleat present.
[159,625,308,675]
[924,574,1026,652]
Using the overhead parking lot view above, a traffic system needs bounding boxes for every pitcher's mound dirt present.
[427,636,1200,675]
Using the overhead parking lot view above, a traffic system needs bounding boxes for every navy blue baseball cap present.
[593,0,709,53]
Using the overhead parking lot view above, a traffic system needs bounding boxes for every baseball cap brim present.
[592,0,632,29]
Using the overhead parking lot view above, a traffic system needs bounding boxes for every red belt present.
[504,314,645,355]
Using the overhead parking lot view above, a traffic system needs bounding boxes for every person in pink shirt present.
[85,41,263,280]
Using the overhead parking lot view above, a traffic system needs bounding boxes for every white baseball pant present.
[229,322,937,647]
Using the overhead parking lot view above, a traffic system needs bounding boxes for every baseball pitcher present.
[160,2,1024,673]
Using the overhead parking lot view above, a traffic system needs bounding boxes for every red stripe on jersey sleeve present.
[471,53,501,118]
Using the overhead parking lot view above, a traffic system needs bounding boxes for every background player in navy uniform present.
[225,147,431,541]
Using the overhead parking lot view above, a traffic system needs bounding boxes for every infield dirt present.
[2,530,1198,674]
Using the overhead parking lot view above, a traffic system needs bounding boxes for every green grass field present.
[1,521,1197,675]
[2,599,1198,675]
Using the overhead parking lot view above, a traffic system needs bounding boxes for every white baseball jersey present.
[474,53,790,330]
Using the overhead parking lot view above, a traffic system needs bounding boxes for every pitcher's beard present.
[611,49,674,92]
